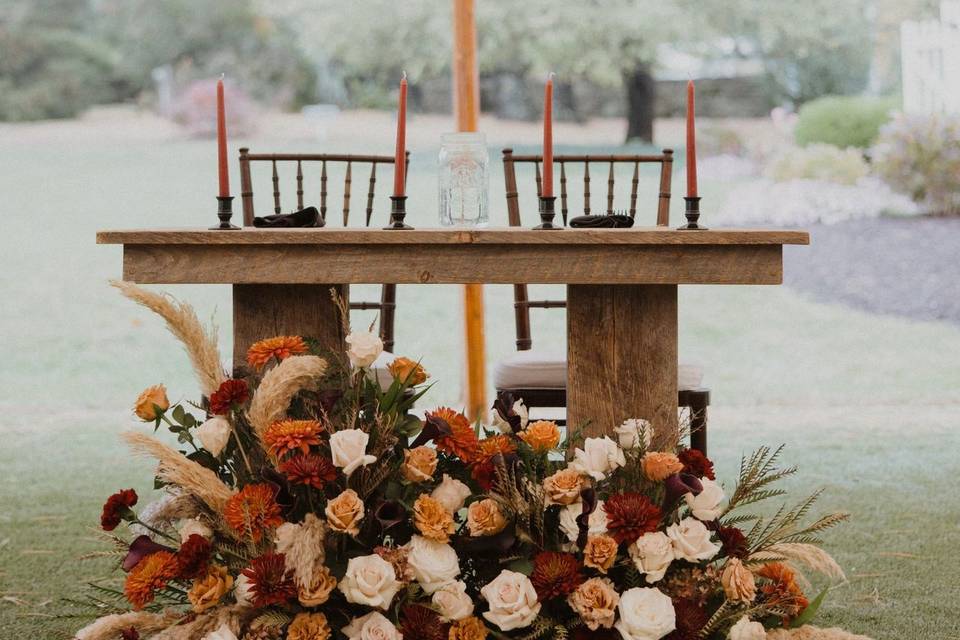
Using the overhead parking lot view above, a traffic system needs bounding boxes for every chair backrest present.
[501,148,673,351]
[238,149,410,352]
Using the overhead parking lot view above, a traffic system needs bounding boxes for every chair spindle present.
[607,161,615,214]
[560,162,568,225]
[320,160,328,223]
[342,160,352,226]
[296,160,304,209]
[583,160,591,215]
[629,161,640,218]
[366,162,377,227]
[272,160,281,214]
[535,162,542,198]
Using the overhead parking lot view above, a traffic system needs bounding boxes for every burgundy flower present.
[122,535,175,572]
[176,534,212,579]
[100,489,138,531]
[603,492,663,545]
[531,552,584,601]
[664,473,703,506]
[120,627,140,640]
[242,553,296,607]
[665,598,709,640]
[718,526,749,559]
[678,449,715,481]
[208,379,249,414]
[399,604,449,640]
[279,453,337,489]
[492,391,524,434]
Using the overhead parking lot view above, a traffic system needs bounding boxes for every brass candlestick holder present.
[534,196,559,230]
[210,196,239,230]
[384,195,413,230]
[678,196,707,230]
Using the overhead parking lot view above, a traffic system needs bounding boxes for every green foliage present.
[794,96,898,148]
[874,113,960,214]
[765,143,869,185]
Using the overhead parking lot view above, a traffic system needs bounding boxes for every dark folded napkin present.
[568,214,634,228]
[253,206,323,228]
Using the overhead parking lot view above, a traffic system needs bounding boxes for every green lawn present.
[1,115,959,639]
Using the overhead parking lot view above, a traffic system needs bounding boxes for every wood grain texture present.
[232,284,345,375]
[121,243,784,285]
[98,227,810,246]
[566,284,678,441]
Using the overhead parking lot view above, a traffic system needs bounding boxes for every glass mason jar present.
[438,132,489,227]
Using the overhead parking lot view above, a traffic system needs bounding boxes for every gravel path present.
[783,216,960,325]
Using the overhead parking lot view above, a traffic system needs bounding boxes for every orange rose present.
[641,452,684,481]
[134,384,169,421]
[298,566,338,607]
[466,498,507,537]
[721,558,756,603]
[401,447,438,483]
[187,564,233,613]
[520,420,561,452]
[414,494,455,542]
[325,489,364,536]
[583,534,618,574]
[543,469,584,506]
[567,577,619,631]
[387,357,429,386]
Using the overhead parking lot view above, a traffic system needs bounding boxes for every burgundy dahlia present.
[279,452,338,489]
[530,551,584,600]
[242,553,296,607]
[208,379,249,415]
[603,492,662,544]
[399,604,449,640]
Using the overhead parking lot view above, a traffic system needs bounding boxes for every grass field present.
[1,109,959,639]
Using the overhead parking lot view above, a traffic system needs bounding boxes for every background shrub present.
[765,143,869,185]
[874,114,960,214]
[794,95,898,149]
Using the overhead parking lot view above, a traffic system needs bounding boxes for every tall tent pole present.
[452,0,487,421]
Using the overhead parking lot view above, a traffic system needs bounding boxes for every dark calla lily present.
[259,467,295,511]
[122,535,175,572]
[492,391,523,434]
[374,500,407,532]
[664,473,703,507]
[409,413,453,449]
[576,487,598,550]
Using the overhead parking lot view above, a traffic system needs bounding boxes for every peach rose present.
[325,489,364,536]
[519,420,560,452]
[721,558,756,603]
[567,577,620,630]
[387,357,428,385]
[134,384,169,421]
[188,564,233,613]
[401,446,438,483]
[414,494,455,542]
[641,452,684,481]
[298,566,338,607]
[288,612,331,640]
[543,468,585,506]
[467,498,507,537]
[583,534,618,573]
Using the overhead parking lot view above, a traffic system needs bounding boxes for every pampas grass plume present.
[247,355,327,441]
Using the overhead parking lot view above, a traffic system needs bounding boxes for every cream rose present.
[178,518,213,543]
[346,331,384,368]
[431,474,471,513]
[197,416,232,456]
[325,489,365,536]
[432,580,475,621]
[543,468,584,506]
[329,429,377,476]
[339,554,401,609]
[569,436,626,481]
[401,446,438,483]
[615,418,652,450]
[615,587,676,640]
[559,500,608,543]
[480,570,541,631]
[568,577,619,630]
[684,477,725,521]
[628,531,675,583]
[233,572,254,607]
[342,612,402,640]
[728,616,766,640]
[666,517,720,562]
[202,624,239,640]
[405,534,461,594]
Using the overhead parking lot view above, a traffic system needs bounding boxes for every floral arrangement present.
[73,282,859,640]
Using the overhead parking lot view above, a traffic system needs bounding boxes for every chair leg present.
[687,390,710,455]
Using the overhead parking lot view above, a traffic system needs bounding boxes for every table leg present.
[567,284,678,446]
[233,284,347,375]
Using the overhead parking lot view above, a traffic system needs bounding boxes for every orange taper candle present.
[542,73,554,198]
[392,73,408,197]
[216,76,229,198]
[686,79,698,198]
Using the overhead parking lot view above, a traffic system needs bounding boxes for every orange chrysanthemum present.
[449,617,489,640]
[428,407,480,462]
[246,336,308,370]
[603,493,662,544]
[124,551,179,610]
[471,434,518,490]
[757,562,809,625]
[263,419,323,459]
[531,551,584,601]
[223,484,284,542]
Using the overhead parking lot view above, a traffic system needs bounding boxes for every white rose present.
[559,500,608,543]
[431,474,472,513]
[202,623,239,640]
[615,418,652,450]
[569,437,626,481]
[432,580,474,621]
[684,477,725,521]
[178,518,213,543]
[339,554,401,609]
[197,416,232,456]
[233,573,254,607]
[492,399,529,433]
[666,517,721,562]
[728,616,766,640]
[342,611,403,640]
[480,570,542,631]
[329,429,377,476]
[628,532,675,583]
[346,331,384,368]
[406,534,461,594]
[615,587,676,640]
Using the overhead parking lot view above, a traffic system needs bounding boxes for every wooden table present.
[97,227,808,439]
